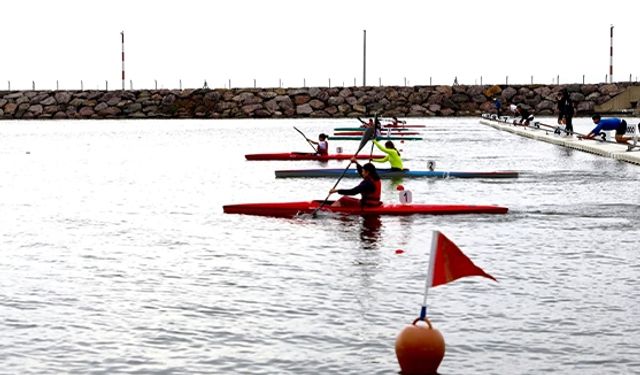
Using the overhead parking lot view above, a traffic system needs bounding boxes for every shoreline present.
[1,83,638,120]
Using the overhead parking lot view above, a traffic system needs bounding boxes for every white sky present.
[1,0,638,90]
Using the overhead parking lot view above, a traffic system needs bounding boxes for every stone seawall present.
[0,83,637,120]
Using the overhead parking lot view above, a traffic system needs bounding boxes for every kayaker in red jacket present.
[309,133,329,155]
[329,160,382,208]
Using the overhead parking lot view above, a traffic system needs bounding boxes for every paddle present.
[310,126,376,217]
[293,126,318,153]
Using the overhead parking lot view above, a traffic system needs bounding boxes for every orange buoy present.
[395,317,445,375]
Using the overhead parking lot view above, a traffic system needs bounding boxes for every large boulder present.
[483,85,502,98]
[501,87,517,101]
[577,101,595,113]
[296,103,313,115]
[599,84,620,95]
[569,92,585,102]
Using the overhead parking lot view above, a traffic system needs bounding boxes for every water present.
[1,117,639,375]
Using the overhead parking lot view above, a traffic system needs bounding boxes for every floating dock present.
[479,115,640,166]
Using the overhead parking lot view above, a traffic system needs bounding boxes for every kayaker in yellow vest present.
[371,140,404,171]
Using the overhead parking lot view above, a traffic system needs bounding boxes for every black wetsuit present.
[557,96,575,132]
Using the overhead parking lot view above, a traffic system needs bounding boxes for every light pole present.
[609,25,614,83]
[121,31,125,90]
[363,29,367,87]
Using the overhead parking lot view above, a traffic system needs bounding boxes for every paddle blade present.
[356,126,375,153]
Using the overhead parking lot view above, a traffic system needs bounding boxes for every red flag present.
[428,231,496,287]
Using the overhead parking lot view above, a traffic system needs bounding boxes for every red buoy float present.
[395,317,445,375]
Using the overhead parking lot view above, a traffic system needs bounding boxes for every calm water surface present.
[1,117,639,375]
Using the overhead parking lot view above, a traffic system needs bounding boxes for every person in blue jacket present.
[579,114,631,144]
[494,97,502,118]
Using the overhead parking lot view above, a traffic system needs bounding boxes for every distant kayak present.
[334,127,422,132]
[275,169,519,179]
[333,131,423,136]
[382,124,426,128]
[245,152,384,161]
[329,135,423,141]
[223,200,508,218]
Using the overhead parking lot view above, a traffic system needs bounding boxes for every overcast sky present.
[1,0,638,90]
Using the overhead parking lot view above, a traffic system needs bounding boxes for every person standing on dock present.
[557,89,575,134]
[494,98,502,118]
[579,114,631,144]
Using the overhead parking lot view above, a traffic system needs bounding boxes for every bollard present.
[180,79,182,90]
[106,80,108,91]
[81,80,83,91]
[155,80,157,90]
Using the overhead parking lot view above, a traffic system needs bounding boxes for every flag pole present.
[420,230,439,320]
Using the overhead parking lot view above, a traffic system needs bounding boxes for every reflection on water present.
[360,215,383,247]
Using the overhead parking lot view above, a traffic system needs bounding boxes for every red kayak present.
[245,152,383,161]
[334,131,422,136]
[223,200,508,218]
[382,124,426,128]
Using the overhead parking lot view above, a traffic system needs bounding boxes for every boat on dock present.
[479,114,640,166]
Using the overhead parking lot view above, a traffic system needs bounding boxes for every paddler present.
[309,133,329,155]
[329,159,382,208]
[579,114,631,144]
[358,117,382,137]
[371,140,404,171]
[514,104,534,126]
[387,116,406,127]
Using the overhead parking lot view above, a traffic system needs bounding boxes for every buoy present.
[396,184,405,191]
[395,249,404,254]
[395,318,445,375]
